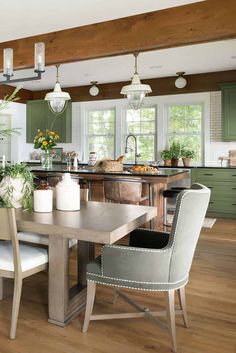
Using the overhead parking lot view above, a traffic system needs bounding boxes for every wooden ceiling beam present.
[32,70,236,102]
[0,85,33,103]
[0,0,236,71]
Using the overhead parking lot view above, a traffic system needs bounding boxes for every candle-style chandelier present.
[0,42,45,85]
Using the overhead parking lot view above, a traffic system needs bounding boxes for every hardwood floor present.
[0,218,235,353]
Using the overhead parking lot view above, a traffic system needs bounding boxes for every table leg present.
[149,183,154,229]
[153,183,166,231]
[48,236,95,327]
[77,240,95,286]
[48,235,69,326]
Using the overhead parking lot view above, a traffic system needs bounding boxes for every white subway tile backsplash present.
[209,91,236,164]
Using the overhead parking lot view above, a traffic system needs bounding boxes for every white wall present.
[0,101,28,163]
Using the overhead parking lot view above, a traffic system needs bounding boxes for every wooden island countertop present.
[30,165,189,229]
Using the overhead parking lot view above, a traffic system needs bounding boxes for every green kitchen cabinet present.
[222,84,236,141]
[26,100,47,143]
[26,100,72,143]
[192,168,236,218]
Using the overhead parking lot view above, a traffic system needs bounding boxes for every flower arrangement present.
[34,129,60,151]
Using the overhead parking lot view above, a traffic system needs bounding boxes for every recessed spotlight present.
[150,65,162,69]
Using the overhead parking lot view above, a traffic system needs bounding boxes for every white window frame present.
[79,93,210,165]
[123,105,158,163]
[87,107,116,160]
[80,100,120,162]
[166,102,204,165]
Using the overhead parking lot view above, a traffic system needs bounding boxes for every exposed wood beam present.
[0,85,33,103]
[32,70,236,102]
[0,0,236,71]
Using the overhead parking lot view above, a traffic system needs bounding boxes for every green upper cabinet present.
[222,84,236,141]
[26,100,72,143]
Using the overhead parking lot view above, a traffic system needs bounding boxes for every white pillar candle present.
[34,189,53,213]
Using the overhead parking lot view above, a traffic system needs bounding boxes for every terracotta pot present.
[171,158,179,167]
[163,159,172,167]
[182,157,191,167]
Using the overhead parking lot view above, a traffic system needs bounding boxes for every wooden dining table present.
[15,201,156,327]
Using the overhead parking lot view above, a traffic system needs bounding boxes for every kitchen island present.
[30,165,189,229]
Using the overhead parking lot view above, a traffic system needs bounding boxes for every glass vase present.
[42,150,52,169]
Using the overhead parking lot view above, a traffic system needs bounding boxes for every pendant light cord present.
[56,64,60,83]
[134,52,139,74]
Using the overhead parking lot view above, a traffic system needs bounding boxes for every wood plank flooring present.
[0,218,235,353]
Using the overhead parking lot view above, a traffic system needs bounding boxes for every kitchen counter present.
[29,164,188,179]
[25,162,236,170]
[159,165,236,169]
[29,165,189,230]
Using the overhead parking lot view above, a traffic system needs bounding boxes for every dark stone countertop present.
[28,164,189,178]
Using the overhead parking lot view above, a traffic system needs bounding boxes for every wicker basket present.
[95,160,123,172]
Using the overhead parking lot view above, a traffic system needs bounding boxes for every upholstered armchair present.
[82,184,211,352]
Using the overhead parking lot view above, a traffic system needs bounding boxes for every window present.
[125,107,156,163]
[167,104,203,162]
[88,109,115,159]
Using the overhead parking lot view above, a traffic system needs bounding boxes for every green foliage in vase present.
[0,87,21,137]
[0,163,35,211]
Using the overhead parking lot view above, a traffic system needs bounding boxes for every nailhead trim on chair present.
[86,278,188,292]
[91,189,201,293]
[100,190,190,282]
[87,271,188,285]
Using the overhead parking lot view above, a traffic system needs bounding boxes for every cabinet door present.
[46,101,72,143]
[27,100,72,143]
[222,84,236,141]
[26,100,47,143]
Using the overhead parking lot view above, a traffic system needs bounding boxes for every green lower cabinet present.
[192,168,236,218]
[26,100,72,143]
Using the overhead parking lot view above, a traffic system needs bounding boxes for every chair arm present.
[101,245,172,284]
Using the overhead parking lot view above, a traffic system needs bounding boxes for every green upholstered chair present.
[82,184,210,352]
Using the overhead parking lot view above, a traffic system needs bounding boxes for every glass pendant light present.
[45,64,71,114]
[120,53,152,110]
[89,81,99,96]
[175,72,187,89]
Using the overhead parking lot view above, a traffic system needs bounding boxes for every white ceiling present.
[0,0,203,42]
[7,39,236,91]
[1,0,235,91]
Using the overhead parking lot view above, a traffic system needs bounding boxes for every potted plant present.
[161,150,172,166]
[0,163,34,210]
[181,147,196,167]
[169,141,182,167]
